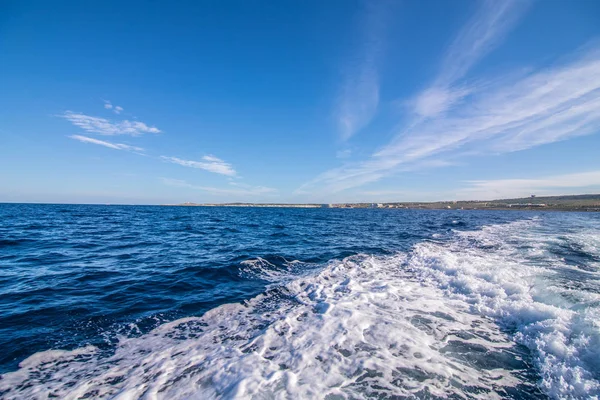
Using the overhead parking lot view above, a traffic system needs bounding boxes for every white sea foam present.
[238,256,308,282]
[413,219,600,399]
[1,218,599,399]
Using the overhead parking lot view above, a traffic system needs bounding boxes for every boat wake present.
[1,218,599,399]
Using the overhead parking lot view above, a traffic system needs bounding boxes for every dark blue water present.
[1,204,599,399]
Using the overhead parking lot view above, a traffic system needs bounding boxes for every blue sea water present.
[0,204,599,399]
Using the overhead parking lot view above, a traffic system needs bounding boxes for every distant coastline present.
[164,194,600,212]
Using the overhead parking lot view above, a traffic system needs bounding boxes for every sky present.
[1,0,600,204]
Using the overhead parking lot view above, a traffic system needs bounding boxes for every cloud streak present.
[412,0,529,118]
[302,49,600,195]
[437,0,529,87]
[336,1,390,140]
[380,51,600,160]
[160,155,237,177]
[301,2,600,196]
[61,111,160,136]
[458,170,600,200]
[69,135,144,152]
[348,170,600,202]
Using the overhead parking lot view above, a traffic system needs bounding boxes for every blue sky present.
[2,0,600,204]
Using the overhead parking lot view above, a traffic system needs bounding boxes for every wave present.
[238,255,317,283]
[1,218,599,399]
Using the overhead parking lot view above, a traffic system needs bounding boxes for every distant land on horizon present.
[167,194,600,212]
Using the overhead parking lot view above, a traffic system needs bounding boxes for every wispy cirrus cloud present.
[458,170,600,200]
[436,1,529,85]
[336,1,391,140]
[347,170,600,202]
[411,0,530,118]
[61,111,160,136]
[378,50,600,160]
[301,49,600,195]
[160,177,277,197]
[300,2,600,196]
[69,135,144,152]
[160,155,237,177]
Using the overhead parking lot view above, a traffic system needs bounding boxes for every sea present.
[0,203,599,399]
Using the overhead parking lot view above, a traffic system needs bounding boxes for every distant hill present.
[375,193,600,211]
[393,193,600,211]
[490,194,600,206]
[168,194,600,211]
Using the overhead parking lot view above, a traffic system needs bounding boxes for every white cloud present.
[410,0,529,118]
[201,155,224,163]
[458,170,600,200]
[160,178,277,197]
[379,52,600,160]
[434,0,530,88]
[295,156,457,196]
[302,51,600,194]
[61,111,160,136]
[336,1,391,140]
[311,170,600,203]
[412,86,472,118]
[338,69,379,141]
[103,100,124,115]
[300,2,600,196]
[160,155,237,177]
[69,135,144,152]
